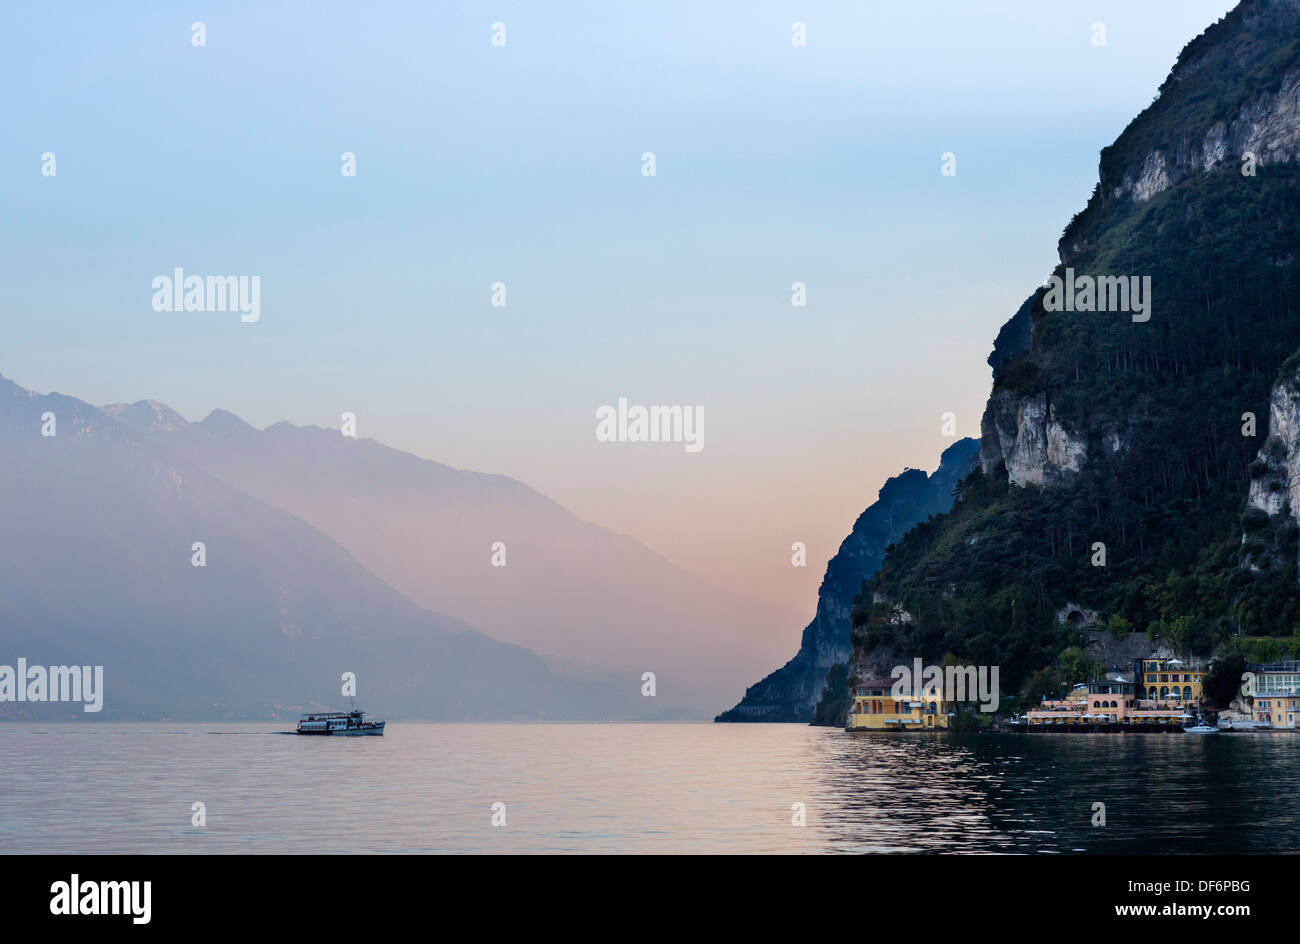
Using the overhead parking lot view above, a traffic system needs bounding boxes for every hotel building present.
[847,676,953,731]
[1134,657,1206,702]
[1250,661,1300,728]
[1023,674,1194,730]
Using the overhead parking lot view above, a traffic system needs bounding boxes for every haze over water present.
[2,724,1295,854]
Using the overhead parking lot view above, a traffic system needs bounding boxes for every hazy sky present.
[2,1,1239,617]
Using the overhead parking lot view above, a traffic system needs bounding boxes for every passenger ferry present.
[296,709,385,736]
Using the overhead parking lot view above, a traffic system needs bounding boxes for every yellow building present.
[1135,657,1205,703]
[1249,664,1300,728]
[1253,694,1300,728]
[847,676,952,731]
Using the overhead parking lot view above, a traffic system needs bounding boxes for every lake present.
[1,723,1295,853]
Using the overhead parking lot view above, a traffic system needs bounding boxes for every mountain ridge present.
[0,373,624,720]
[716,437,980,723]
[842,0,1300,700]
[83,388,792,714]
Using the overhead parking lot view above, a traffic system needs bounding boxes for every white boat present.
[1184,714,1218,734]
[296,709,385,736]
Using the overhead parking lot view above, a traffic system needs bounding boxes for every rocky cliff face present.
[1108,67,1300,207]
[990,0,1300,491]
[979,390,1088,486]
[1245,360,1300,577]
[1247,368,1300,521]
[1062,0,1300,263]
[836,0,1300,697]
[715,438,979,722]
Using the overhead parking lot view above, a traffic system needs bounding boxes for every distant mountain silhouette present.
[716,438,980,722]
[0,374,602,720]
[106,400,793,714]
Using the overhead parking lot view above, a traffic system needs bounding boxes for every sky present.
[1,0,1241,619]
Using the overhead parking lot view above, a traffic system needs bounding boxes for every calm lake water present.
[1,723,1296,854]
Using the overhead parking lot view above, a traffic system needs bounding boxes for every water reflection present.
[0,723,1296,853]
[822,732,1300,853]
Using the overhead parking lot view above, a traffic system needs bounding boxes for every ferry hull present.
[297,723,385,736]
[332,724,385,736]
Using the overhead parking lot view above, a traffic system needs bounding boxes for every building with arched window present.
[1023,673,1196,730]
[1135,657,1206,704]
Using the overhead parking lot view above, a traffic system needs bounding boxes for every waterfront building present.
[1023,675,1193,730]
[847,676,952,731]
[1134,657,1206,702]
[1251,660,1300,697]
[1247,663,1300,728]
[1252,694,1300,728]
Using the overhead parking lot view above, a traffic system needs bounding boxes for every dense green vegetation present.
[810,663,850,727]
[827,6,1300,711]
[1063,2,1300,253]
[1203,653,1249,709]
[856,162,1300,697]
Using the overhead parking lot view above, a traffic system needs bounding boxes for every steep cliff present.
[1244,354,1300,575]
[715,438,978,722]
[842,0,1300,696]
[980,389,1088,487]
[1246,363,1300,521]
[1061,0,1300,263]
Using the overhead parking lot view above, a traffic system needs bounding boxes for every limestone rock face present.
[1248,370,1300,522]
[1060,0,1300,264]
[979,390,1087,487]
[1110,68,1300,207]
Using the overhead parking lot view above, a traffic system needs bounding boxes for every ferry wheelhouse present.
[296,710,385,736]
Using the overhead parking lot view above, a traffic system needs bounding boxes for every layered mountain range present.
[106,398,793,712]
[1,375,786,719]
